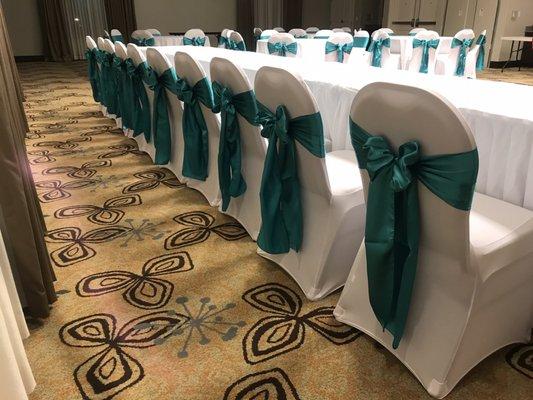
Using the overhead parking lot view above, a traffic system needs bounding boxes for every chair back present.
[332,28,345,32]
[369,30,392,67]
[110,29,123,42]
[447,29,475,76]
[184,29,208,46]
[220,28,234,48]
[288,28,307,38]
[114,41,128,60]
[408,30,440,74]
[315,29,334,39]
[260,29,277,39]
[97,37,106,51]
[86,36,97,50]
[254,27,262,37]
[103,38,115,54]
[273,27,285,32]
[409,27,426,36]
[350,82,476,256]
[127,43,146,67]
[325,32,353,63]
[254,66,330,198]
[146,29,161,36]
[306,27,319,34]
[229,31,246,51]
[342,27,351,33]
[353,29,370,49]
[381,28,394,35]
[267,33,298,57]
[465,29,487,78]
[131,30,143,40]
[135,30,155,46]
[104,30,110,39]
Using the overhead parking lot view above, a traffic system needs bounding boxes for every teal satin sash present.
[143,67,178,165]
[100,52,118,114]
[256,102,325,254]
[229,40,246,51]
[114,57,135,130]
[476,35,486,71]
[183,36,206,46]
[212,81,258,211]
[267,42,298,57]
[412,38,439,73]
[128,62,152,141]
[176,77,214,180]
[314,35,330,39]
[369,38,391,67]
[85,49,100,102]
[219,36,229,49]
[111,55,125,119]
[138,37,155,46]
[325,41,353,62]
[294,34,308,39]
[451,37,473,76]
[111,34,124,43]
[260,34,272,40]
[353,36,369,49]
[349,118,478,349]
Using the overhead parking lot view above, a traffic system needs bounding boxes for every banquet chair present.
[85,36,101,103]
[174,51,221,206]
[130,30,143,45]
[273,27,285,32]
[334,82,533,399]
[127,43,156,160]
[407,30,440,74]
[229,31,246,51]
[136,30,155,46]
[381,27,394,35]
[114,41,134,134]
[306,26,319,34]
[267,33,299,58]
[353,29,370,50]
[409,27,426,36]
[110,29,123,43]
[104,30,111,39]
[104,38,121,126]
[465,29,487,79]
[325,32,354,63]
[260,29,277,40]
[184,29,209,46]
[146,28,161,36]
[210,57,266,240]
[369,29,400,69]
[342,27,352,33]
[315,29,334,39]
[332,28,345,33]
[254,66,365,300]
[436,29,475,77]
[288,28,307,38]
[253,27,262,39]
[348,30,371,67]
[219,28,234,48]
[97,37,116,119]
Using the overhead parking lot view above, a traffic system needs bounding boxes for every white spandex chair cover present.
[407,30,440,74]
[114,42,130,134]
[342,27,352,33]
[101,39,120,122]
[409,27,426,36]
[137,30,155,44]
[220,29,234,48]
[288,28,307,38]
[0,229,36,400]
[325,32,354,63]
[348,30,371,66]
[210,57,266,239]
[314,29,334,39]
[332,28,345,32]
[184,29,210,46]
[110,29,123,41]
[436,29,475,76]
[381,27,394,35]
[334,82,533,398]
[254,66,365,300]
[131,30,143,41]
[254,27,262,37]
[306,26,319,34]
[267,33,298,58]
[86,35,97,50]
[175,51,221,206]
[465,29,487,79]
[127,43,156,159]
[104,29,110,39]
[229,31,246,51]
[146,28,161,36]
[370,30,400,70]
[260,29,277,39]
[273,27,285,32]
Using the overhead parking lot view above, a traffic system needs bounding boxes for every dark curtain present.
[0,3,57,318]
[37,0,73,62]
[104,0,137,43]
[283,0,302,30]
[237,0,254,51]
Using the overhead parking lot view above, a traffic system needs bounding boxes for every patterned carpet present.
[18,61,532,400]
[478,67,533,85]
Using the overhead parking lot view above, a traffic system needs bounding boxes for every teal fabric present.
[267,42,298,57]
[476,34,486,71]
[111,34,124,43]
[100,52,119,115]
[138,37,156,46]
[212,82,258,211]
[349,118,478,349]
[128,62,152,141]
[325,41,353,62]
[260,34,272,40]
[256,102,325,254]
[353,36,369,49]
[176,77,215,180]
[314,35,330,39]
[368,37,391,67]
[451,37,473,76]
[412,38,439,73]
[143,67,178,165]
[294,34,308,39]
[229,40,246,51]
[219,36,230,49]
[114,57,135,130]
[183,36,206,46]
[111,55,124,119]
[85,48,101,102]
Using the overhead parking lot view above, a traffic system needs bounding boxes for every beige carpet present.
[478,67,533,85]
[18,61,532,400]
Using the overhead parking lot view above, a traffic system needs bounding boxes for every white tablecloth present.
[153,35,182,46]
[140,46,533,210]
[256,38,328,62]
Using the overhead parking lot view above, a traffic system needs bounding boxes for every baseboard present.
[15,55,45,62]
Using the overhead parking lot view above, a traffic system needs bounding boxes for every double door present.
[387,0,447,35]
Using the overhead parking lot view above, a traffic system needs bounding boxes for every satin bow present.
[111,55,127,120]
[267,42,298,57]
[127,62,151,141]
[350,119,478,349]
[368,37,391,67]
[412,38,440,73]
[100,52,119,115]
[84,49,100,102]
[451,37,473,76]
[476,35,486,71]
[111,34,124,43]
[228,40,246,51]
[183,36,206,46]
[219,36,229,48]
[138,37,156,46]
[115,58,135,130]
[325,41,353,63]
[256,103,325,254]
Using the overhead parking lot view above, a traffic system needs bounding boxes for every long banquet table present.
[139,45,533,210]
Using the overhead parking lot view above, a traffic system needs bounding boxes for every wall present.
[491,0,533,61]
[2,0,43,56]
[302,0,331,28]
[134,0,237,34]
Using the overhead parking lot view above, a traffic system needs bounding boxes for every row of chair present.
[85,33,533,399]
